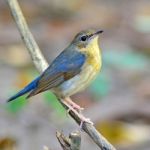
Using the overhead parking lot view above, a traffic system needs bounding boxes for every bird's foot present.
[64,97,84,113]
[62,100,93,129]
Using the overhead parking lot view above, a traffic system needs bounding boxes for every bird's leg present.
[64,97,84,113]
[62,100,93,128]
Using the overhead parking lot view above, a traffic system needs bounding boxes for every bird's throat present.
[84,37,102,72]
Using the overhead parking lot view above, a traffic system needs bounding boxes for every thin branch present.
[6,0,116,150]
[6,0,48,72]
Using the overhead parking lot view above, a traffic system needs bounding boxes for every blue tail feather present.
[7,77,40,102]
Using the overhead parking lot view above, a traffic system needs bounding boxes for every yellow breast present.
[75,36,102,91]
[81,36,102,73]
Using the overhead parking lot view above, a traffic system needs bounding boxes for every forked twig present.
[56,130,81,150]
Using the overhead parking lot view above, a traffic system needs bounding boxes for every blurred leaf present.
[89,50,149,98]
[89,70,111,98]
[16,72,32,88]
[0,137,16,150]
[28,68,39,77]
[104,50,149,70]
[5,69,38,113]
[134,15,150,33]
[4,45,31,67]
[96,121,150,145]
[6,95,27,113]
[44,92,66,117]
[96,121,124,144]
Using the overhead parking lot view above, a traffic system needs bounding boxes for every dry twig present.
[56,131,81,150]
[6,0,116,149]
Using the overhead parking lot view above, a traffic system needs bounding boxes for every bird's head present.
[71,29,103,50]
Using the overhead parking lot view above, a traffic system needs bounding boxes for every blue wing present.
[27,49,86,98]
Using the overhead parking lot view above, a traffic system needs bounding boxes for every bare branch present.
[6,0,48,72]
[6,0,116,150]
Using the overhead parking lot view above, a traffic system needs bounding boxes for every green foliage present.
[6,69,37,113]
[44,92,66,117]
[6,95,27,113]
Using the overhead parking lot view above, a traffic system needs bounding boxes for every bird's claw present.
[62,99,93,129]
[66,106,83,117]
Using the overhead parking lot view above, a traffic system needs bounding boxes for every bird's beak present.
[89,30,103,39]
[93,30,103,36]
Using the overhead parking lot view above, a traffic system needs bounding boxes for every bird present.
[7,29,103,125]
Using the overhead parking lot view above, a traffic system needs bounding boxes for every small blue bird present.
[7,29,103,124]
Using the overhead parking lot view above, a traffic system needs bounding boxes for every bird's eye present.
[80,35,87,41]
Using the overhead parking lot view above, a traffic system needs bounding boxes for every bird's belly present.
[52,65,99,97]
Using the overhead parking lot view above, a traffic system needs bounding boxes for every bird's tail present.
[7,77,40,102]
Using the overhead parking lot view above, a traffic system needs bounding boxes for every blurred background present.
[0,0,150,149]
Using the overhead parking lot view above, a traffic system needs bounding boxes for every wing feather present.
[27,49,86,98]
